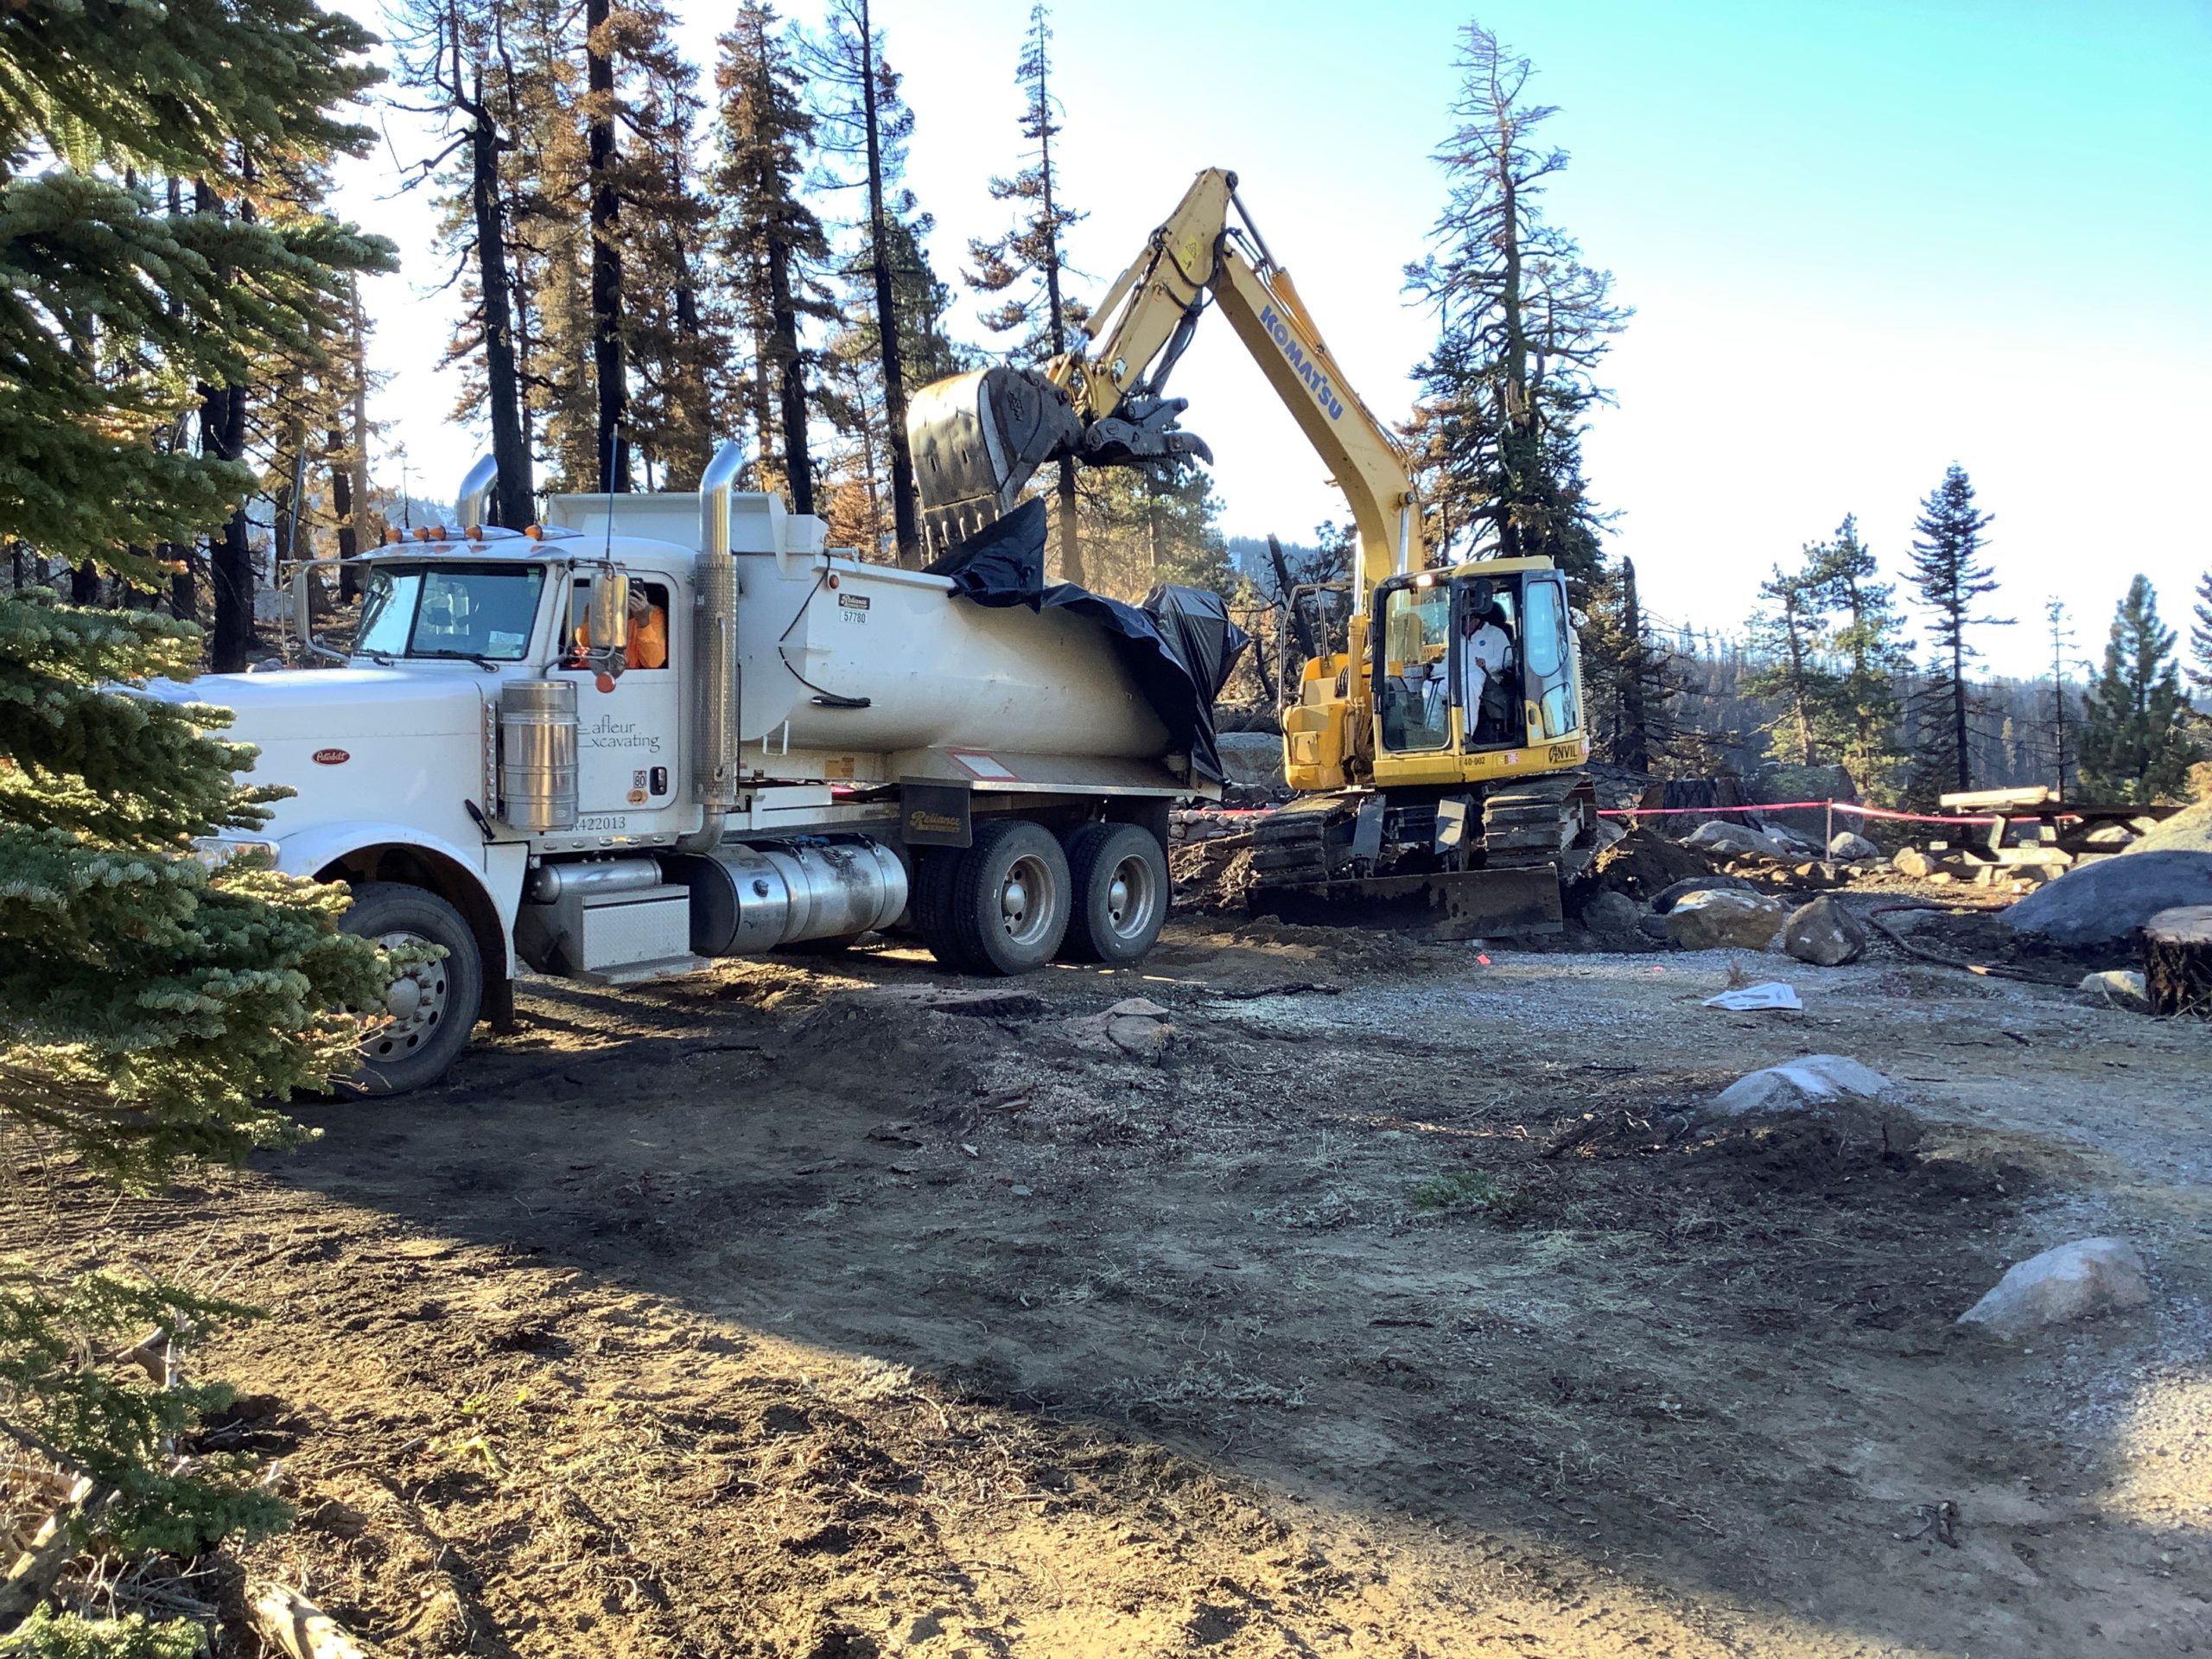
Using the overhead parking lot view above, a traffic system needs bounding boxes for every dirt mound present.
[1170,834,1255,911]
[1589,829,1718,902]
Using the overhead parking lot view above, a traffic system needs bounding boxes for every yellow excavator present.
[907,167,1597,936]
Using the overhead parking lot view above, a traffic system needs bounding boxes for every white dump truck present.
[161,446,1238,1091]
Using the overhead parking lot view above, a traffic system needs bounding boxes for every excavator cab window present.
[1376,581,1453,752]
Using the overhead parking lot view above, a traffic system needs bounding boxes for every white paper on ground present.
[1702,982,1803,1011]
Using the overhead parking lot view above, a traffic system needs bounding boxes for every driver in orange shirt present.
[570,587,667,671]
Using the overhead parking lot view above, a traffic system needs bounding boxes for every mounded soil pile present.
[1589,829,1718,902]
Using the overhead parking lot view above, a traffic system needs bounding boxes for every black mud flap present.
[1250,867,1563,941]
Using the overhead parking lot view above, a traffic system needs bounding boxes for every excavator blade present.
[908,366,1081,557]
[1249,868,1564,941]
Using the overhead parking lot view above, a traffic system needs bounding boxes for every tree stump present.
[2143,906,2212,1019]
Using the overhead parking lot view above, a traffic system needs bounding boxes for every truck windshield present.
[357,563,546,662]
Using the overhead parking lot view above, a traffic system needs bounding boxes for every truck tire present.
[927,818,1071,976]
[341,881,483,1095]
[1060,822,1170,965]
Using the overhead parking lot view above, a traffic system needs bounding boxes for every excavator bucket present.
[908,366,1080,558]
[907,365,1216,560]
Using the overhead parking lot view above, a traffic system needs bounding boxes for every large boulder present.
[1783,895,1867,965]
[1828,830,1881,861]
[1955,1238,2150,1338]
[1213,731,1287,788]
[2000,850,2212,945]
[1685,820,1786,859]
[1666,888,1785,950]
[1649,873,1756,914]
[2120,800,2212,856]
[1580,888,1645,940]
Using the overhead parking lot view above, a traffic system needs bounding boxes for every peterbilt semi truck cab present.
[168,445,1217,1092]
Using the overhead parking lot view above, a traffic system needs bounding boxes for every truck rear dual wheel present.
[913,818,1071,976]
[912,819,1169,976]
[1059,822,1170,965]
[340,881,483,1095]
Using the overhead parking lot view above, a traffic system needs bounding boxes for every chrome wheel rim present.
[363,927,447,1061]
[998,853,1058,948]
[1102,853,1160,944]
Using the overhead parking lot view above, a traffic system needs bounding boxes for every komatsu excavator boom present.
[908,168,1598,937]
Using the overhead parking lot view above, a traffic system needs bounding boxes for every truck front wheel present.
[341,881,483,1094]
[920,818,1071,976]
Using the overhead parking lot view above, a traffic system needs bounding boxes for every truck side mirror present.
[587,570,630,653]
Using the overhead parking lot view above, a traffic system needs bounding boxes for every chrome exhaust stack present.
[454,454,499,531]
[681,440,745,853]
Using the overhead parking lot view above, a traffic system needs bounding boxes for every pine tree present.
[965,3,1089,584]
[2044,597,2076,798]
[394,0,537,525]
[1812,514,1907,801]
[609,6,724,489]
[714,3,832,511]
[1403,23,1627,574]
[2190,568,2212,697]
[2079,575,2199,804]
[1073,461,1227,601]
[816,211,964,561]
[3,6,393,1635]
[1905,462,2004,798]
[807,0,937,562]
[1744,544,1839,766]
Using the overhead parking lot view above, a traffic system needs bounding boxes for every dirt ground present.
[7,897,2209,1657]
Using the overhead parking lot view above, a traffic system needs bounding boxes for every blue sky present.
[335,0,2212,679]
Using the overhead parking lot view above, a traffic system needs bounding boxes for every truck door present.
[558,575,683,824]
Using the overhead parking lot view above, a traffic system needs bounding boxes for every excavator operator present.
[1459,600,1512,746]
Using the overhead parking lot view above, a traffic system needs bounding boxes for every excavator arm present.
[907,168,1419,596]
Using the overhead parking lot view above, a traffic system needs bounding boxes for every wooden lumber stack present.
[2144,905,2212,1019]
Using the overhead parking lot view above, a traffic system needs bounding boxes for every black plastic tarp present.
[928,498,1249,785]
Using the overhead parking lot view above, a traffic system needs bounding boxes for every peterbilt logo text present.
[312,748,349,765]
[1258,304,1344,422]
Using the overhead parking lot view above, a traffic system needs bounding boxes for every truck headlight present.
[189,836,283,869]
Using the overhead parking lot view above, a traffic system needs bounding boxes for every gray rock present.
[1892,846,1936,878]
[1827,831,1881,861]
[1213,731,1287,788]
[2000,850,2212,944]
[1666,888,1785,950]
[1685,820,1786,859]
[1593,817,1628,849]
[1956,1237,2150,1338]
[1700,1054,1917,1156]
[2084,822,2138,848]
[1649,874,1756,914]
[1581,888,1644,938]
[1707,1054,1895,1116]
[2077,969,2149,1010]
[1637,912,1675,944]
[2120,800,2212,856]
[1783,895,1867,966]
